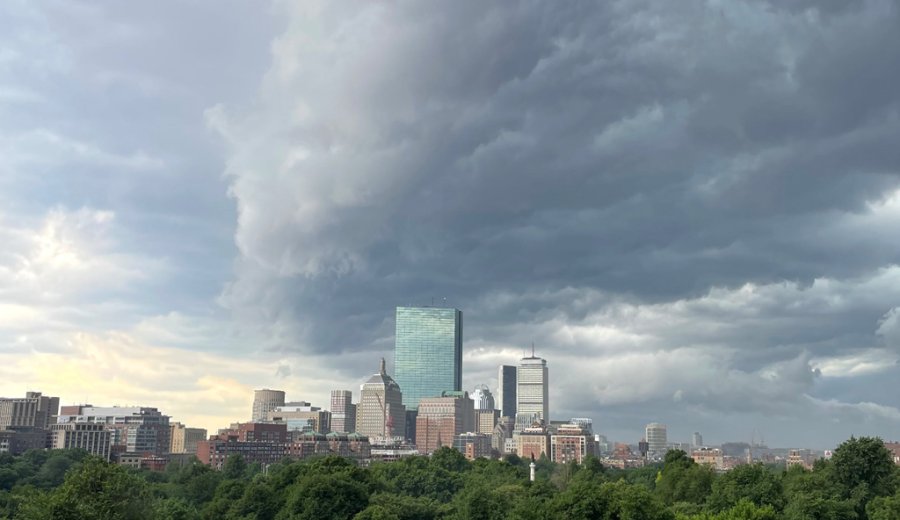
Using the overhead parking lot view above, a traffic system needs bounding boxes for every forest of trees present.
[0,436,898,519]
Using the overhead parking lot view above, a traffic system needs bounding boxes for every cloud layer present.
[3,0,900,446]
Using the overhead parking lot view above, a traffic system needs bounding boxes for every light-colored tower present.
[692,431,703,447]
[497,365,517,418]
[645,423,668,453]
[471,386,495,411]
[356,359,406,440]
[515,349,549,430]
[252,389,285,422]
[330,390,356,433]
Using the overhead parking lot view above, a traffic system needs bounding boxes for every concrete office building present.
[0,429,48,455]
[645,423,668,454]
[497,365,517,419]
[0,391,59,430]
[394,306,462,411]
[330,390,356,433]
[356,359,406,440]
[516,352,549,430]
[169,422,207,454]
[50,423,112,460]
[474,409,500,435]
[252,389,286,422]
[57,406,170,456]
[415,391,474,455]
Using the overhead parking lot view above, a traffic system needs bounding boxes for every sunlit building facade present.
[394,306,462,411]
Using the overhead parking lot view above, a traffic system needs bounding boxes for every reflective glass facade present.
[394,306,463,411]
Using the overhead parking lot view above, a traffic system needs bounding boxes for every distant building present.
[692,447,725,470]
[197,422,288,469]
[551,423,596,464]
[518,424,550,460]
[394,306,463,411]
[569,418,593,434]
[454,432,492,460]
[0,428,48,455]
[497,365,517,419]
[57,406,170,456]
[330,390,356,433]
[516,353,548,430]
[492,417,514,455]
[474,409,500,435]
[50,423,111,460]
[268,403,331,434]
[169,422,207,454]
[645,423,667,454]
[885,442,900,465]
[252,389,285,422]
[415,391,474,454]
[787,449,817,470]
[471,386,495,411]
[0,391,59,430]
[692,432,703,447]
[356,359,406,440]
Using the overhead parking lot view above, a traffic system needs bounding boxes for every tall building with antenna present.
[393,306,463,411]
[356,359,406,440]
[515,346,549,430]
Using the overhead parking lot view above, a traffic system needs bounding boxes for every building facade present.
[267,404,331,434]
[692,432,703,447]
[0,391,59,430]
[330,390,356,433]
[516,354,549,430]
[517,424,550,460]
[454,433,492,460]
[50,423,112,460]
[645,423,668,454]
[197,423,288,469]
[551,424,595,464]
[356,359,406,441]
[394,306,462,411]
[474,409,500,435]
[471,386,495,411]
[169,422,207,454]
[415,391,474,454]
[57,406,170,456]
[251,389,286,422]
[497,365,517,419]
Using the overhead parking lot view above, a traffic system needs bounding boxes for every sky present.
[1,0,900,450]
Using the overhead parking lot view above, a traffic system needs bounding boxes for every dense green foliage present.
[0,437,896,519]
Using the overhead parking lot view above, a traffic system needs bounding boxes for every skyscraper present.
[394,306,462,411]
[252,389,285,422]
[497,365,517,418]
[692,431,703,447]
[645,423,668,454]
[516,352,549,429]
[471,386,495,411]
[330,390,356,433]
[356,359,406,440]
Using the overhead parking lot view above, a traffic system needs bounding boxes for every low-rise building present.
[692,447,725,470]
[551,423,595,464]
[454,432,492,460]
[50,423,111,460]
[517,424,550,460]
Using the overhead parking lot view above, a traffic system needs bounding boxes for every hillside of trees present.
[0,436,898,519]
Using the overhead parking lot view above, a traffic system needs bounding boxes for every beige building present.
[415,392,474,454]
[330,390,356,433]
[51,423,111,460]
[692,447,725,470]
[169,422,207,454]
[252,389,285,422]
[518,424,550,460]
[474,409,500,435]
[356,359,406,440]
[0,391,59,430]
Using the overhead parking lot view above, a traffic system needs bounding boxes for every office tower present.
[56,406,170,455]
[474,409,500,435]
[415,391,474,454]
[497,365,517,418]
[471,386,495,411]
[645,423,668,454]
[356,359,406,440]
[394,306,462,411]
[169,422,208,454]
[50,423,112,460]
[330,390,356,433]
[516,352,549,429]
[252,389,286,422]
[692,431,703,447]
[0,391,60,430]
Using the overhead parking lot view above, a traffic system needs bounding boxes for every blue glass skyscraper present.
[394,306,463,411]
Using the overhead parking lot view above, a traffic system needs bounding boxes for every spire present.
[379,357,386,375]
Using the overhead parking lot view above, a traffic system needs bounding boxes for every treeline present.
[0,437,898,519]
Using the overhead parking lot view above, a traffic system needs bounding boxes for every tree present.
[867,492,900,520]
[222,454,248,480]
[278,473,369,520]
[831,437,895,498]
[656,450,715,505]
[707,464,783,512]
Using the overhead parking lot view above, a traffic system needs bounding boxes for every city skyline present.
[3,1,900,450]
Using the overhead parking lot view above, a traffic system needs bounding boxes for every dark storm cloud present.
[212,0,900,446]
